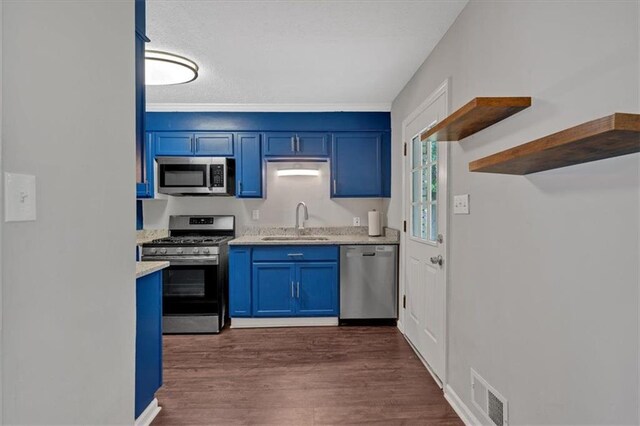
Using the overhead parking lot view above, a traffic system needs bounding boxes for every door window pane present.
[410,132,439,243]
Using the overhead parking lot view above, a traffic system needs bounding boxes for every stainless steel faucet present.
[295,202,309,232]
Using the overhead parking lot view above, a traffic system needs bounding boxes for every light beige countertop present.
[229,226,399,246]
[136,229,168,245]
[136,261,170,279]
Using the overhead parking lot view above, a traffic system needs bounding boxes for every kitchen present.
[2,1,639,425]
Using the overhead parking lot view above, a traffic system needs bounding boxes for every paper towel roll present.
[368,210,381,237]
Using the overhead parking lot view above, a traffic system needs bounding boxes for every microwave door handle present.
[207,164,213,188]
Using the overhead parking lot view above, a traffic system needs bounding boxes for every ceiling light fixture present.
[145,50,199,86]
[276,168,320,177]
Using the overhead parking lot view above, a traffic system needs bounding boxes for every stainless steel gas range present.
[141,215,235,334]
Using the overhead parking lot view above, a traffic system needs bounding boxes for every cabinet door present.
[135,271,163,418]
[229,247,252,317]
[134,31,146,196]
[252,263,295,316]
[331,132,383,197]
[236,133,262,198]
[194,133,234,156]
[296,133,329,156]
[137,132,155,198]
[295,263,338,316]
[263,132,297,156]
[155,132,194,156]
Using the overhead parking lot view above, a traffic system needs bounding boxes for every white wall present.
[388,1,639,424]
[144,161,383,232]
[2,2,136,424]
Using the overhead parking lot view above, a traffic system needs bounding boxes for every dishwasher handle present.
[362,252,376,257]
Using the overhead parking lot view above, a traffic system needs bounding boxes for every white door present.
[402,87,448,382]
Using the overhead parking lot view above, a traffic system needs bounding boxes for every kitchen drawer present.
[252,245,339,262]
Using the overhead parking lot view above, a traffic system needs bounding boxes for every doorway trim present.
[398,78,450,387]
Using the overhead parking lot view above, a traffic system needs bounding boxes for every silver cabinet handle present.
[287,253,304,257]
[430,255,443,266]
[291,281,295,298]
[239,181,243,193]
[191,137,195,153]
[333,179,337,193]
[296,282,300,298]
[296,135,300,152]
[291,136,295,152]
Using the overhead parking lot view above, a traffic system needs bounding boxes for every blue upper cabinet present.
[253,263,296,316]
[263,132,329,157]
[134,0,149,199]
[236,133,262,198]
[194,133,234,156]
[155,132,194,156]
[137,132,155,198]
[145,112,391,198]
[332,132,385,198]
[155,132,235,156]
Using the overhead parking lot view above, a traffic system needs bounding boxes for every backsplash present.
[142,161,384,233]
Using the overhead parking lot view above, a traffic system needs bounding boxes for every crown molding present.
[146,103,392,112]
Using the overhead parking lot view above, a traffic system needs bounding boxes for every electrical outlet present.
[353,217,361,226]
[5,173,36,222]
[454,194,470,214]
[252,209,260,220]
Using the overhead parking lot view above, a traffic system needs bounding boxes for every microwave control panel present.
[211,165,224,187]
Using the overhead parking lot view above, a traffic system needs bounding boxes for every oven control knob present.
[150,248,157,254]
[176,248,183,254]
[160,248,167,254]
[203,248,210,254]
[193,248,200,254]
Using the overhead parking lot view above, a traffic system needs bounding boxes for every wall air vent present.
[471,369,508,426]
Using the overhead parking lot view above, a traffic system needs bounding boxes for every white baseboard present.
[444,385,482,426]
[135,398,161,426]
[231,317,338,328]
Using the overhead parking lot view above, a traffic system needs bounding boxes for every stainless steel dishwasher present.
[340,245,398,319]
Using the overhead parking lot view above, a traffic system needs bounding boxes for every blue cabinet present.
[154,132,194,156]
[229,247,252,316]
[155,132,234,156]
[253,263,296,316]
[195,133,234,156]
[135,270,163,419]
[137,132,156,198]
[134,0,150,199]
[230,245,339,318]
[236,133,262,198]
[263,132,329,157]
[297,263,338,316]
[331,132,384,198]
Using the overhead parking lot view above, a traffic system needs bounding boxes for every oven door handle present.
[145,256,219,265]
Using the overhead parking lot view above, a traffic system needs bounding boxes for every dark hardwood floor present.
[153,326,462,425]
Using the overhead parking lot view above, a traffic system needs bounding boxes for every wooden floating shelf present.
[421,97,531,142]
[469,113,640,175]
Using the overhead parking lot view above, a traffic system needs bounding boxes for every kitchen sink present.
[261,236,330,241]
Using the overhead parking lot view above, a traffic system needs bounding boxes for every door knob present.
[430,255,443,266]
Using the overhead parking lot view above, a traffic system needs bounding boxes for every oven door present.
[157,158,211,195]
[161,259,220,316]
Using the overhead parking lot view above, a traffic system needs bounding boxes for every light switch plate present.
[252,209,260,220]
[453,194,470,215]
[5,172,36,222]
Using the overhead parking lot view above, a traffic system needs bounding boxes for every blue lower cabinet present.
[229,245,340,319]
[297,263,338,316]
[135,271,163,419]
[253,263,296,316]
[229,247,252,316]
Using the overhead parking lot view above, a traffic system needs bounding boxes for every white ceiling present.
[146,0,467,111]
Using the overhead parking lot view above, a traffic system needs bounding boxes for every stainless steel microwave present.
[157,157,235,196]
